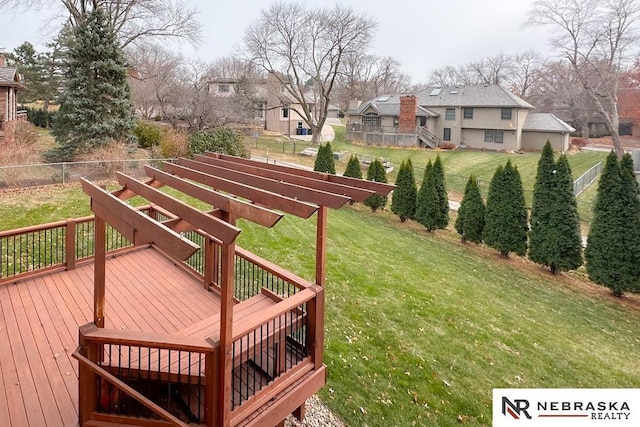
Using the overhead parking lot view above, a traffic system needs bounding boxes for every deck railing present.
[0,213,141,283]
[3,209,323,425]
[75,324,216,426]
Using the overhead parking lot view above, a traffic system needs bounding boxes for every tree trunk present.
[581,124,589,142]
[43,98,50,113]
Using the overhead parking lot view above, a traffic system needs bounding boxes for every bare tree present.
[127,43,182,120]
[244,2,377,143]
[509,50,546,99]
[528,0,640,158]
[335,53,411,109]
[527,60,596,139]
[0,0,202,48]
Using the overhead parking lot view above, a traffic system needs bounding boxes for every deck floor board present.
[0,247,222,427]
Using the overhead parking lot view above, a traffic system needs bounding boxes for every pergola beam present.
[187,156,351,209]
[214,153,396,196]
[200,153,376,202]
[143,166,283,228]
[115,173,241,245]
[163,161,318,219]
[81,179,199,261]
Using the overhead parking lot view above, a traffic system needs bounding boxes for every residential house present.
[347,84,575,152]
[0,52,25,144]
[208,72,337,137]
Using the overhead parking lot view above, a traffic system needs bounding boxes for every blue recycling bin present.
[301,128,308,135]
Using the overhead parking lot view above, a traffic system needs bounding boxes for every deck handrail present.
[73,348,190,427]
[82,326,216,353]
[232,286,318,341]
[235,246,314,291]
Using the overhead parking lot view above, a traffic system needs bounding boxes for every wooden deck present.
[0,247,222,427]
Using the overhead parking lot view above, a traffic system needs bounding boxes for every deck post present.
[94,215,106,328]
[78,323,99,425]
[204,236,214,289]
[205,342,219,426]
[65,219,76,271]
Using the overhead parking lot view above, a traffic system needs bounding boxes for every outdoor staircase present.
[418,126,439,148]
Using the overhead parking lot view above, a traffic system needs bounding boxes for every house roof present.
[416,85,534,109]
[354,95,439,117]
[523,113,575,133]
[0,66,22,87]
[352,85,533,118]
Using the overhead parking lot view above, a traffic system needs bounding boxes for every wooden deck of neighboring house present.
[0,154,394,427]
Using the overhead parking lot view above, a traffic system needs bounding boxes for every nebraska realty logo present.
[493,389,639,426]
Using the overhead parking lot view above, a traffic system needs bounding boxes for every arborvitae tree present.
[621,153,639,193]
[484,161,528,257]
[455,175,485,243]
[529,141,557,267]
[415,160,433,227]
[364,159,388,212]
[391,159,417,222]
[313,142,336,174]
[50,7,135,161]
[343,154,363,179]
[432,155,449,229]
[586,151,640,296]
[545,155,583,273]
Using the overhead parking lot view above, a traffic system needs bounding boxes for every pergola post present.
[218,212,235,426]
[315,206,328,287]
[94,215,106,328]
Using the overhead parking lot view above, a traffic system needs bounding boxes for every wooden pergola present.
[74,153,394,427]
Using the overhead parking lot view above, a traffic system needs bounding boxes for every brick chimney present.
[398,95,417,133]
[0,53,5,67]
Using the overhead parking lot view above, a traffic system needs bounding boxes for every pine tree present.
[363,159,388,211]
[455,175,485,243]
[432,155,449,229]
[343,155,363,179]
[391,159,417,222]
[546,155,583,273]
[313,142,336,174]
[415,160,433,228]
[50,7,135,161]
[586,151,640,296]
[484,161,528,257]
[529,141,557,267]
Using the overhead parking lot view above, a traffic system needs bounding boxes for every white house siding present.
[521,131,569,152]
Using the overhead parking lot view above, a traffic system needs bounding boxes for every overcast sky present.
[1,0,556,83]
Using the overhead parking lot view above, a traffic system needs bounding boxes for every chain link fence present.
[573,161,602,197]
[0,159,173,189]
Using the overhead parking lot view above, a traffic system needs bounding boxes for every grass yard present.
[2,184,638,426]
[247,127,607,207]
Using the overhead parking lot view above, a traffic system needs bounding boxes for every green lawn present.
[247,127,607,205]
[2,184,638,426]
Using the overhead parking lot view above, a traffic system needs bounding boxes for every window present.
[484,130,504,143]
[463,108,473,119]
[501,108,512,120]
[218,84,229,93]
[363,113,381,126]
[282,108,289,118]
[443,128,451,141]
[445,108,455,120]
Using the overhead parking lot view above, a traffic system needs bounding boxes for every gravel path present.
[285,395,345,427]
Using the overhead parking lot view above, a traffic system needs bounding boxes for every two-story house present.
[347,85,575,152]
[208,72,340,138]
[0,53,25,144]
